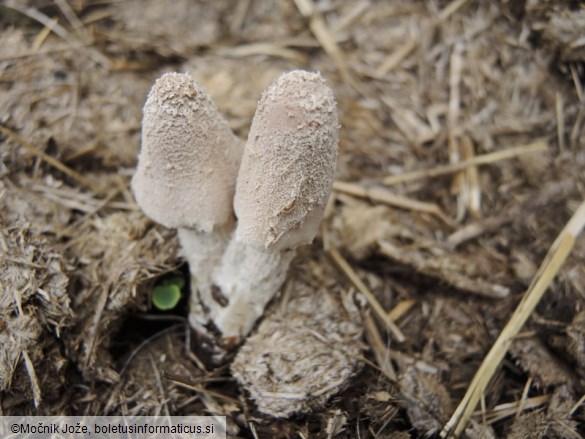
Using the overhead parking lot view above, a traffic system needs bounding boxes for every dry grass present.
[1,0,584,437]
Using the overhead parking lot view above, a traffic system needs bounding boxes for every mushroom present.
[131,72,242,330]
[210,70,339,340]
[132,70,339,342]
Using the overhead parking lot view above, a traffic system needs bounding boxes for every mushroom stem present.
[210,239,295,339]
[177,224,232,331]
[206,70,339,341]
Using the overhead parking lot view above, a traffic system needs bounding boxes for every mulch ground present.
[1,1,584,437]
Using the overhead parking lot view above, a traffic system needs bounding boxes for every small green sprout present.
[152,275,185,311]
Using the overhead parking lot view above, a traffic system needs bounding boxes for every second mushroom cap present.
[234,70,339,251]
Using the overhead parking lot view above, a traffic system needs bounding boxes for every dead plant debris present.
[1,1,584,438]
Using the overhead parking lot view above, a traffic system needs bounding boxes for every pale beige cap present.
[132,72,242,232]
[234,70,339,251]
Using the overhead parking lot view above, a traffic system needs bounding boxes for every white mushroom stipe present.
[131,72,242,330]
[212,70,339,339]
[211,239,295,338]
[178,225,232,330]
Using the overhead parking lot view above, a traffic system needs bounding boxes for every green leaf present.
[152,283,181,311]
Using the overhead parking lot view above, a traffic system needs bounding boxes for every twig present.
[373,37,418,78]
[3,2,110,67]
[0,44,87,62]
[570,106,584,149]
[148,354,171,417]
[383,140,547,185]
[293,0,362,93]
[229,0,251,34]
[448,42,463,129]
[83,286,110,369]
[378,240,510,299]
[249,422,260,439]
[4,3,77,45]
[162,371,240,405]
[215,42,308,64]
[363,312,397,381]
[569,393,585,416]
[514,377,533,419]
[327,246,405,343]
[54,0,90,42]
[388,299,416,322]
[440,199,585,438]
[333,181,454,225]
[439,0,470,21]
[31,17,57,50]
[330,1,369,34]
[22,350,42,408]
[556,92,565,151]
[474,394,550,424]
[0,125,99,193]
[447,179,575,248]
[570,64,583,103]
[461,136,481,219]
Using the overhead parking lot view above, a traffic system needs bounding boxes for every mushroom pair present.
[132,70,339,341]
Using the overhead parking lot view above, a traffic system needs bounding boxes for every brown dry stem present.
[441,200,585,438]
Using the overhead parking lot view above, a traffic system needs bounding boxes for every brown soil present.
[1,1,584,438]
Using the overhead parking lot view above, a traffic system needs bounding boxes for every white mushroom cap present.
[234,70,339,251]
[132,72,242,232]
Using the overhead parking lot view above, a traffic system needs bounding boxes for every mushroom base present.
[211,239,295,340]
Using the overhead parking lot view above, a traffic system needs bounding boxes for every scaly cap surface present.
[234,70,339,251]
[132,72,242,231]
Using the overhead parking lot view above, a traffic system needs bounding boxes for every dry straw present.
[441,199,585,438]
